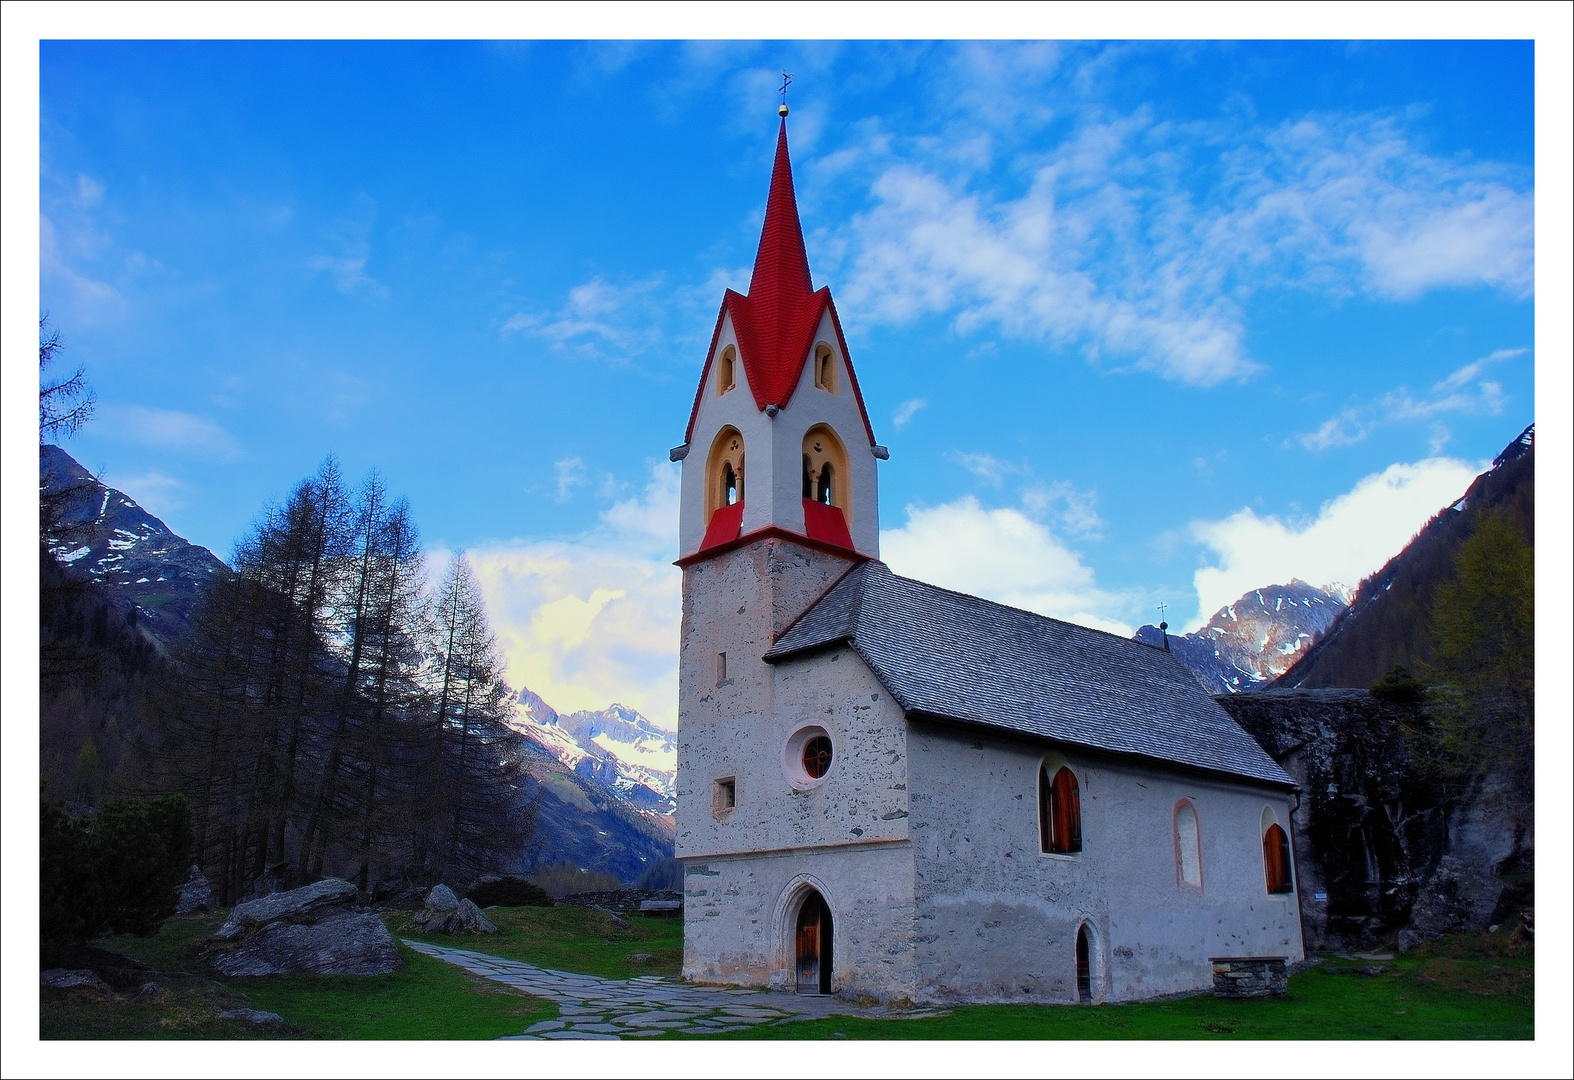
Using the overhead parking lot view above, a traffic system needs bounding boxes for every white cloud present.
[949,451,1021,487]
[98,404,241,457]
[1301,347,1524,450]
[892,398,927,429]
[467,462,681,730]
[113,471,186,518]
[553,456,586,501]
[829,82,1532,389]
[501,275,663,360]
[881,496,1131,636]
[1188,456,1484,629]
[1021,480,1105,539]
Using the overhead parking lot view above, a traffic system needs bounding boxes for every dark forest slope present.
[1275,424,1534,689]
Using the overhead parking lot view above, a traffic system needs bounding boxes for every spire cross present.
[1156,602,1168,620]
[779,71,793,103]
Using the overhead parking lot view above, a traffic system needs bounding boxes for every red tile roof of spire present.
[684,120,877,447]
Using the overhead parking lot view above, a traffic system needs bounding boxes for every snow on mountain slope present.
[1134,579,1347,693]
[509,687,676,814]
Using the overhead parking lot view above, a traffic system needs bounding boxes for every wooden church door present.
[1076,925,1092,1003]
[795,891,833,994]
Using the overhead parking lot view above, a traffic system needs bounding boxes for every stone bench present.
[1209,956,1288,998]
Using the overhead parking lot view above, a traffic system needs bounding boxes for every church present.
[671,110,1304,1005]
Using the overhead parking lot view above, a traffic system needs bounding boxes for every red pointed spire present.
[747,120,813,301]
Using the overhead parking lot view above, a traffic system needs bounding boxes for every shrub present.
[466,876,553,908]
[40,793,192,949]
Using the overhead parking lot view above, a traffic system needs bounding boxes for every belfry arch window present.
[705,426,746,523]
[813,343,837,393]
[717,346,737,396]
[1262,808,1293,894]
[1037,762,1082,855]
[800,425,852,524]
[1174,800,1202,888]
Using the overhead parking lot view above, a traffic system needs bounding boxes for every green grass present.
[671,934,1533,1041]
[44,910,1531,1041]
[42,911,553,1040]
[397,904,684,980]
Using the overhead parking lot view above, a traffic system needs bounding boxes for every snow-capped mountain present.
[1134,580,1348,694]
[40,444,230,642]
[510,687,676,814]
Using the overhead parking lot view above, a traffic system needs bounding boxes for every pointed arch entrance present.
[794,889,834,995]
[1075,925,1093,1003]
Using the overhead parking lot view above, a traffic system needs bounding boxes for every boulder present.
[41,969,109,992]
[176,865,214,914]
[412,895,497,935]
[214,877,360,940]
[218,1008,285,1024]
[424,884,459,912]
[1398,856,1504,951]
[208,909,401,976]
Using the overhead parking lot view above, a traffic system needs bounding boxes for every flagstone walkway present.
[404,939,942,1040]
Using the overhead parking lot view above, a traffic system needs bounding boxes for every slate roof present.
[765,561,1296,789]
[682,119,877,447]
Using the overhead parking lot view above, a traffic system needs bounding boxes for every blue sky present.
[38,39,1538,726]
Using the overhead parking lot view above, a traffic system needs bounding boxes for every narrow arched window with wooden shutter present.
[1263,822,1293,894]
[1038,762,1082,854]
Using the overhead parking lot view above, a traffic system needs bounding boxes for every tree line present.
[152,460,533,904]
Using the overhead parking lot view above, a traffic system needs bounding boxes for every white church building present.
[671,112,1304,1005]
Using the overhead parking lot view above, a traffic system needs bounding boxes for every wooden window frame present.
[1038,762,1083,855]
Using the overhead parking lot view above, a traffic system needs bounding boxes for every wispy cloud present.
[949,450,1023,487]
[892,398,927,429]
[553,456,586,501]
[502,275,664,361]
[98,405,241,457]
[1301,347,1524,450]
[307,194,385,296]
[824,50,1533,389]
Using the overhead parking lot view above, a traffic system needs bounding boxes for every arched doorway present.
[1075,925,1092,1003]
[795,890,833,995]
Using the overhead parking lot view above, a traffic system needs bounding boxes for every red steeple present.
[683,116,878,447]
[748,120,814,301]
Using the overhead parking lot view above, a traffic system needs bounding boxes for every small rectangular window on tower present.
[714,777,736,814]
[716,651,727,684]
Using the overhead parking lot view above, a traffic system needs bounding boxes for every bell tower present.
[672,110,887,873]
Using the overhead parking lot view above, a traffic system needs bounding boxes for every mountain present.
[1275,423,1534,689]
[1133,580,1348,694]
[511,688,676,814]
[40,444,230,644]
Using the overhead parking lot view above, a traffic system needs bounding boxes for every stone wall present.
[907,719,1304,1005]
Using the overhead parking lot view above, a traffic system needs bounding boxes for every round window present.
[784,725,835,790]
[803,735,833,779]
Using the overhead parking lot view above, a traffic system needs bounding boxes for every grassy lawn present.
[396,904,684,980]
[41,911,553,1040]
[43,908,1530,1041]
[672,933,1533,1041]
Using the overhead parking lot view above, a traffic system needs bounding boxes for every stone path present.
[403,939,942,1040]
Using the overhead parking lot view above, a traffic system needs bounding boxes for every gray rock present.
[214,877,359,940]
[138,981,164,997]
[1399,856,1504,951]
[176,865,214,914]
[208,909,401,976]
[626,953,654,964]
[218,1008,285,1024]
[413,896,498,935]
[41,968,109,991]
[425,884,459,912]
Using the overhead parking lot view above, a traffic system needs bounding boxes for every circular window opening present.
[784,725,835,790]
[803,735,833,779]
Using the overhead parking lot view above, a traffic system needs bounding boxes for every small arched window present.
[800,425,852,525]
[717,346,737,395]
[1174,801,1202,888]
[1263,819,1293,894]
[1038,763,1082,854]
[814,343,837,393]
[705,427,745,524]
